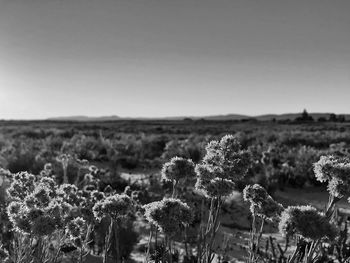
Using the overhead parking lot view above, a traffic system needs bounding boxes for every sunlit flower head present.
[313,155,350,198]
[91,190,105,202]
[57,184,84,206]
[7,172,36,200]
[32,185,51,206]
[89,165,98,174]
[93,194,133,221]
[7,201,22,217]
[76,158,89,167]
[195,135,251,197]
[66,217,87,246]
[143,198,193,236]
[104,185,114,194]
[44,163,53,171]
[10,213,31,234]
[195,176,236,197]
[40,177,56,191]
[161,157,196,183]
[56,154,71,168]
[243,184,283,221]
[279,205,338,241]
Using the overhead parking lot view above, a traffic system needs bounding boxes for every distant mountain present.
[48,115,121,121]
[195,114,251,121]
[154,114,251,121]
[46,114,251,121]
[46,113,350,122]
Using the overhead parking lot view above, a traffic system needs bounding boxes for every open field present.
[1,120,350,263]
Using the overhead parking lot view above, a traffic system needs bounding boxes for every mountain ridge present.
[46,112,350,122]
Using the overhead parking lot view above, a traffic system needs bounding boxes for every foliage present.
[1,121,350,262]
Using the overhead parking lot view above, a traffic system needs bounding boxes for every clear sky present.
[0,0,349,119]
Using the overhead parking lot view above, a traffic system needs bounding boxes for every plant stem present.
[114,220,121,263]
[63,165,68,184]
[167,235,173,263]
[249,212,257,263]
[184,225,189,257]
[155,228,158,263]
[104,218,113,263]
[206,196,222,263]
[172,180,178,198]
[79,247,83,263]
[254,219,265,258]
[145,225,153,263]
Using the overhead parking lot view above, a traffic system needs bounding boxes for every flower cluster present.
[195,135,251,197]
[91,190,106,202]
[6,172,36,200]
[56,184,84,206]
[143,198,193,236]
[66,217,87,247]
[76,158,90,168]
[6,176,73,236]
[5,171,96,237]
[79,189,106,223]
[313,155,350,198]
[279,205,338,241]
[56,154,71,169]
[39,163,54,177]
[243,184,283,221]
[93,194,133,221]
[161,157,196,183]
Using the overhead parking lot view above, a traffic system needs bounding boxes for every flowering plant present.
[144,198,193,236]
[243,184,283,222]
[279,205,337,241]
[314,155,350,198]
[195,135,251,197]
[162,157,196,197]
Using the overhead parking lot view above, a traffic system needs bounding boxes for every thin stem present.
[167,236,173,263]
[249,212,257,263]
[205,198,215,234]
[172,180,178,198]
[79,247,84,263]
[103,218,113,263]
[75,167,81,186]
[63,166,68,184]
[52,247,62,263]
[253,219,265,261]
[207,197,222,263]
[306,239,320,263]
[155,228,158,263]
[196,197,204,260]
[184,225,189,257]
[288,237,302,263]
[52,231,65,263]
[145,225,153,263]
[114,220,121,263]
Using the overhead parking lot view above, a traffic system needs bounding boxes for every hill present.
[48,115,121,121]
[46,113,350,122]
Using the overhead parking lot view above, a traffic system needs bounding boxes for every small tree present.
[295,109,313,122]
[329,113,338,122]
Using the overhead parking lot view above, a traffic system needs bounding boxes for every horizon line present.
[1,111,349,121]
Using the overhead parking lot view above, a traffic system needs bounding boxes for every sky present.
[0,0,349,119]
